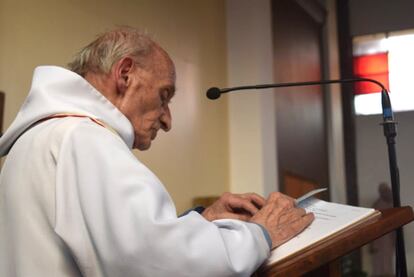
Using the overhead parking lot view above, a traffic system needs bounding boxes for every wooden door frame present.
[272,0,330,199]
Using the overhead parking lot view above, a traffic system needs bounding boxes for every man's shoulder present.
[32,116,124,149]
[51,116,139,169]
[53,116,122,141]
[38,116,131,162]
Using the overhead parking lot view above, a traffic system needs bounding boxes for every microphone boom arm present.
[219,78,386,93]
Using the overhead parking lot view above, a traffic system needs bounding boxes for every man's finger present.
[278,208,307,225]
[267,193,295,209]
[243,193,266,208]
[271,213,314,249]
[266,205,293,225]
[229,196,260,215]
[285,212,314,235]
[254,201,277,218]
[268,192,295,203]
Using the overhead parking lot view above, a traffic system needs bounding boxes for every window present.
[353,29,414,115]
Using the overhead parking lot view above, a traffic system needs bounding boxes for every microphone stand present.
[207,78,407,277]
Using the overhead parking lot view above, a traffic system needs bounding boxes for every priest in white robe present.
[0,27,313,277]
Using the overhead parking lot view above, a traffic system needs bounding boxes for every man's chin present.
[134,141,152,151]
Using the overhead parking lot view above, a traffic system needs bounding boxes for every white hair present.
[68,27,157,76]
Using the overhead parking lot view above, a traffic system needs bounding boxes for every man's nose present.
[160,105,171,132]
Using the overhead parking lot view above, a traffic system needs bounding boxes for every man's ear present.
[114,57,134,94]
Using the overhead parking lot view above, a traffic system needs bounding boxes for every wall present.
[356,112,414,274]
[0,0,229,213]
[349,0,414,36]
[322,0,346,204]
[226,0,277,196]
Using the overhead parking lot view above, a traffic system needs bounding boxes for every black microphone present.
[206,78,407,277]
[206,87,222,100]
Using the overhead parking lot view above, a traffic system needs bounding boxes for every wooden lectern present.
[255,206,414,276]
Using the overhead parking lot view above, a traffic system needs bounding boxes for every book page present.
[295,187,327,204]
[267,197,377,265]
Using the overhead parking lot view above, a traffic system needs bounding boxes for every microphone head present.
[206,87,221,100]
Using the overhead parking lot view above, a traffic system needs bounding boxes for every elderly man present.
[0,27,313,276]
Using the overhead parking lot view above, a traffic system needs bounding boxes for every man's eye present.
[161,91,171,105]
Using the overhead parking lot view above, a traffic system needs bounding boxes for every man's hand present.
[202,192,266,221]
[250,192,314,249]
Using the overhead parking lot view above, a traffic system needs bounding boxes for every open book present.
[266,188,380,265]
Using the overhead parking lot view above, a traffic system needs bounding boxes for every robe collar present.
[0,66,135,156]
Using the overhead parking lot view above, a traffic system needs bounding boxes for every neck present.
[84,72,118,104]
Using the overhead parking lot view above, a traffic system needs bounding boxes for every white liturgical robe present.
[0,66,270,276]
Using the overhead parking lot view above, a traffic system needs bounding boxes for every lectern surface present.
[256,206,414,277]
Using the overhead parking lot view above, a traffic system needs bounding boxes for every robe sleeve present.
[53,120,270,277]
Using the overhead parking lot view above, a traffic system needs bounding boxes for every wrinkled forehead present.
[148,47,176,82]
